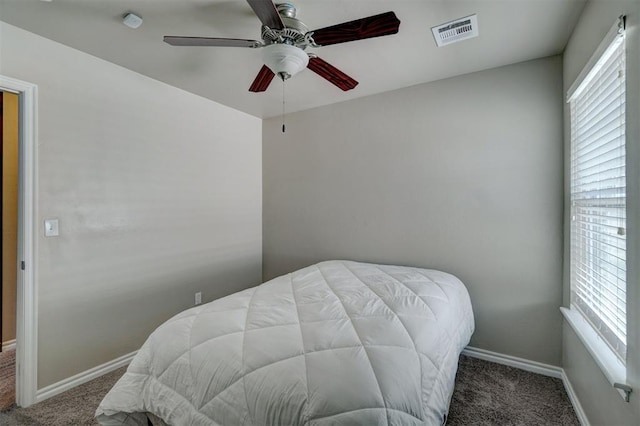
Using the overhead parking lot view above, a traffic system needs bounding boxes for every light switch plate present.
[44,219,59,237]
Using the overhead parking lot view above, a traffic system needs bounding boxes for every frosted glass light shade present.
[263,44,309,80]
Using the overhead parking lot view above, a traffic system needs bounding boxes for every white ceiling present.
[0,0,586,118]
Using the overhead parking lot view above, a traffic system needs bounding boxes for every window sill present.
[561,307,631,402]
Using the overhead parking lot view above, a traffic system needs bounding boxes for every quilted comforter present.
[96,260,474,425]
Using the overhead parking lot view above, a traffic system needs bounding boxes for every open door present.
[1,91,2,349]
[1,90,19,410]
[0,92,19,409]
[2,91,19,350]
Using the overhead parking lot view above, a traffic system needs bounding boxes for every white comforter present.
[96,260,474,425]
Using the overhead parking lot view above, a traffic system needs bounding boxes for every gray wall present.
[0,22,263,388]
[562,1,640,424]
[264,56,564,366]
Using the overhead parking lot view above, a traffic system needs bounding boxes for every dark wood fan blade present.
[246,0,284,30]
[310,11,400,46]
[249,65,276,92]
[164,36,263,48]
[307,56,358,91]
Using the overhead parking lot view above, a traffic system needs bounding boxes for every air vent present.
[431,14,478,47]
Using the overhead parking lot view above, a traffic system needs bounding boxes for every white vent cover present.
[431,14,478,47]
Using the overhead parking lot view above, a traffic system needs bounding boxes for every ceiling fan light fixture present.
[263,44,309,80]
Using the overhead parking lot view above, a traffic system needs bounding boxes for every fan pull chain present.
[282,79,286,133]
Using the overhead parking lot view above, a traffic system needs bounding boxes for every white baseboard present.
[36,350,137,403]
[462,346,563,378]
[561,370,590,426]
[462,346,590,426]
[2,339,16,351]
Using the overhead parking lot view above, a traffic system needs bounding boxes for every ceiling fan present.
[163,1,401,93]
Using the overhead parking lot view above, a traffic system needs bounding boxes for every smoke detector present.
[123,13,143,29]
[431,14,478,47]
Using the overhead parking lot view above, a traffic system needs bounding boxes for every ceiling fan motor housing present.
[261,12,311,48]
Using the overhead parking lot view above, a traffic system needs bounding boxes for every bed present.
[96,260,474,425]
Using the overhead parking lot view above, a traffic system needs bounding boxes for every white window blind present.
[569,20,626,361]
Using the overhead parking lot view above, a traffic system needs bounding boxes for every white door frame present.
[1,75,38,407]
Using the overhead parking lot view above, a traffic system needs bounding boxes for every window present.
[568,18,626,362]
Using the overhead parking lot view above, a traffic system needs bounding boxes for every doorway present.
[0,75,37,408]
[1,90,19,410]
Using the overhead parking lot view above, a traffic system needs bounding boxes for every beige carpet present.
[0,347,16,410]
[447,355,579,425]
[0,355,579,425]
[0,366,127,426]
